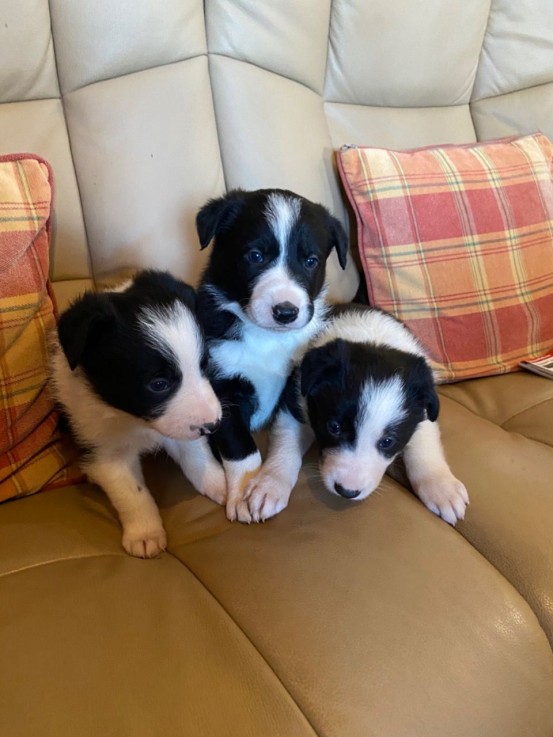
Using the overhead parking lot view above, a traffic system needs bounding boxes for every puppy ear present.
[300,339,347,397]
[57,292,116,371]
[409,356,440,422]
[196,190,245,249]
[328,215,348,270]
[425,386,440,422]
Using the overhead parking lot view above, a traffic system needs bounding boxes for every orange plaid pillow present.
[0,154,82,502]
[337,133,553,382]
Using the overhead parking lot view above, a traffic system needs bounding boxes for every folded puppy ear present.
[57,292,116,371]
[196,189,245,249]
[328,215,348,270]
[300,339,347,397]
[408,356,440,422]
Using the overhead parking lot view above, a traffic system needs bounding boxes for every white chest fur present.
[210,310,324,431]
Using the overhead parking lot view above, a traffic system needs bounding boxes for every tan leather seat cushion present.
[1,452,552,737]
[439,372,553,644]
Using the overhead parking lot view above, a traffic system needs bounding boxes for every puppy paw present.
[122,526,167,558]
[226,495,252,524]
[244,472,291,522]
[415,472,469,525]
[196,465,227,506]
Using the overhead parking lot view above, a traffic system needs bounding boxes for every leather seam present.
[440,391,553,442]
[0,547,319,734]
[0,551,125,580]
[164,548,320,737]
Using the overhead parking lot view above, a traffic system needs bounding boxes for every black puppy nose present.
[334,483,361,499]
[272,301,299,324]
[199,421,220,436]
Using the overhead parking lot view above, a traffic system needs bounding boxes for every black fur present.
[57,270,203,420]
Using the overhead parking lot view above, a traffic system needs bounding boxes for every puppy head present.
[197,189,347,330]
[57,270,221,440]
[301,339,439,500]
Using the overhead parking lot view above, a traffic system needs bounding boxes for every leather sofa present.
[1,1,553,735]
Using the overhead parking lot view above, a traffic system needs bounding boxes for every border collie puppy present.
[240,304,469,524]
[51,270,224,558]
[196,188,347,521]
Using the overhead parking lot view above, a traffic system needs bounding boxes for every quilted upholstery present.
[1,0,552,307]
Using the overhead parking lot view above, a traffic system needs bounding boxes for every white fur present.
[209,291,327,431]
[242,410,314,522]
[248,265,312,330]
[51,287,224,558]
[265,192,301,255]
[312,308,425,358]
[246,194,312,330]
[224,451,262,522]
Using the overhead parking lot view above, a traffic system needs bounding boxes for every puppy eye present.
[147,377,172,394]
[304,255,319,270]
[378,435,395,451]
[246,249,264,264]
[327,420,341,438]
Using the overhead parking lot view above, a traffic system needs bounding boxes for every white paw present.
[225,492,252,524]
[196,465,227,506]
[122,525,167,558]
[415,472,469,525]
[243,472,291,522]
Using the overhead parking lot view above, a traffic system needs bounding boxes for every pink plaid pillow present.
[337,133,553,382]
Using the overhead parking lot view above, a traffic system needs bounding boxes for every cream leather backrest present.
[1,0,552,307]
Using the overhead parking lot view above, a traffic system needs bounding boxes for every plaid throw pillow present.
[0,154,82,502]
[337,133,553,382]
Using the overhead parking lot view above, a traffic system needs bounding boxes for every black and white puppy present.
[51,270,224,557]
[242,304,469,524]
[196,188,348,521]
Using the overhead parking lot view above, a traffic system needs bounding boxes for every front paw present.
[122,525,167,558]
[243,472,291,523]
[196,465,227,506]
[415,472,469,525]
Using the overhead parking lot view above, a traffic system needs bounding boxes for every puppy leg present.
[403,419,469,525]
[163,436,226,505]
[210,409,260,523]
[223,451,262,524]
[85,452,167,558]
[244,410,314,522]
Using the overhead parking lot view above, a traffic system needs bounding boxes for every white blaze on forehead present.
[138,302,203,373]
[264,193,301,260]
[356,376,407,449]
[319,375,407,499]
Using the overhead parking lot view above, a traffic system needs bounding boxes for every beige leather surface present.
[2,473,553,737]
[155,452,553,737]
[437,376,553,644]
[471,84,553,144]
[0,100,91,281]
[49,0,207,94]
[0,0,59,103]
[325,0,488,107]
[0,491,314,737]
[472,0,553,100]
[325,103,477,150]
[64,59,224,283]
